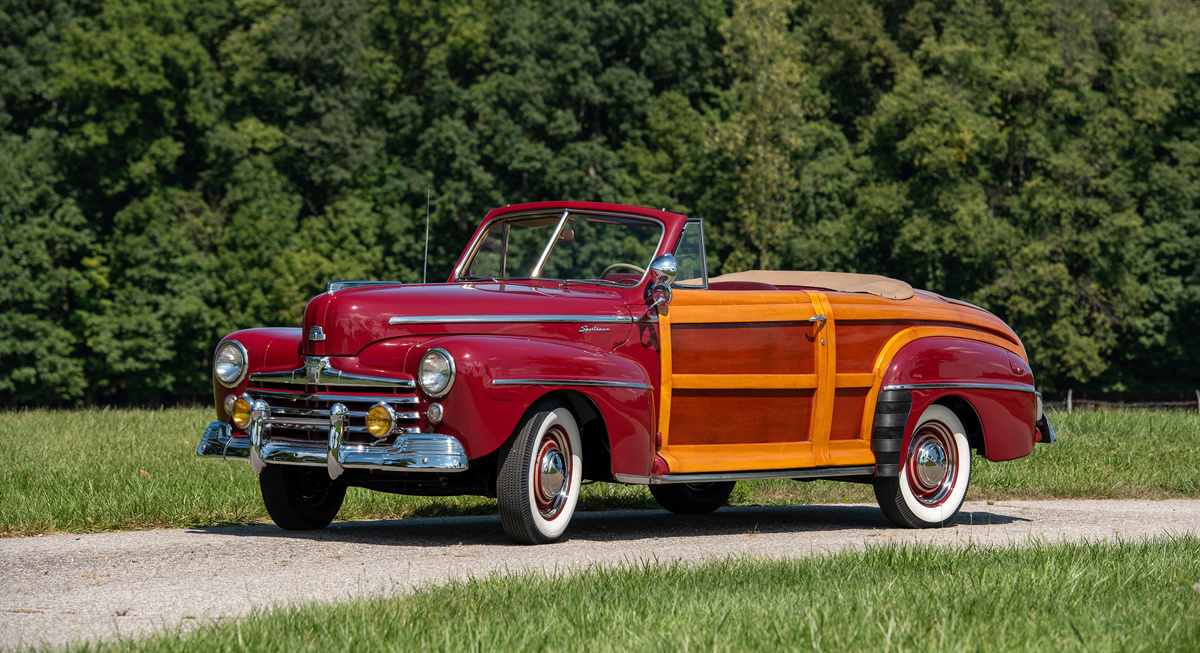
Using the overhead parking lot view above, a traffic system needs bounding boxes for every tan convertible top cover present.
[709,270,915,300]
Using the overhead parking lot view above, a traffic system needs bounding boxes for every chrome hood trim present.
[249,356,415,389]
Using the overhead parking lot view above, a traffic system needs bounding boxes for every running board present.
[614,465,876,485]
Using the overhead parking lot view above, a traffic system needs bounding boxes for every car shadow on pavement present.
[186,504,1030,547]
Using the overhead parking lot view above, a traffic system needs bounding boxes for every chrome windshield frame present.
[452,209,667,288]
[530,209,571,278]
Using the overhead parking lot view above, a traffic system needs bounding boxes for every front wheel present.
[259,465,347,530]
[497,400,583,544]
[650,482,736,514]
[873,404,971,528]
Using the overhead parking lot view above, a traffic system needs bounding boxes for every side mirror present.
[640,254,678,321]
[647,254,678,286]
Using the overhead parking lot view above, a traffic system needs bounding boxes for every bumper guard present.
[1035,415,1057,444]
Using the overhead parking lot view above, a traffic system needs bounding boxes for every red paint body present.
[883,338,1037,462]
[211,201,1043,488]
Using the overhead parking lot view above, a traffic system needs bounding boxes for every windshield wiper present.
[461,274,500,283]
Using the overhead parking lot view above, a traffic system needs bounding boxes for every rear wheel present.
[873,404,971,528]
[497,400,583,544]
[649,482,736,514]
[259,465,347,530]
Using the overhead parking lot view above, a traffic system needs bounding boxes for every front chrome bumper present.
[197,420,468,479]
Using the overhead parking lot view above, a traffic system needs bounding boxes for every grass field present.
[69,536,1200,652]
[2,407,1198,536]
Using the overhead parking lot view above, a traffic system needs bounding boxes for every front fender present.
[387,336,657,475]
[880,337,1038,462]
[211,328,302,422]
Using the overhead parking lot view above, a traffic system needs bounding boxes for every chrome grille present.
[244,386,420,444]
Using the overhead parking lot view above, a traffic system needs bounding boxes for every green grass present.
[2,408,1198,536]
[66,536,1200,652]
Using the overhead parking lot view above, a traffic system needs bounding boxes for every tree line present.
[3,0,1199,406]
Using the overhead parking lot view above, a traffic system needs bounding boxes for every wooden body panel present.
[658,287,1029,474]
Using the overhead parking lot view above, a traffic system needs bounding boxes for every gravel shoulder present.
[3,499,1198,650]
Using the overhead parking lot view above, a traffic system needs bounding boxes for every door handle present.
[808,314,826,329]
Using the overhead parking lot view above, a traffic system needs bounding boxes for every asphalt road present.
[3,499,1198,650]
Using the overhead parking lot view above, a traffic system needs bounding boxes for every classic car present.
[198,201,1055,544]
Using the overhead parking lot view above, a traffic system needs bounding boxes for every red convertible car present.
[199,201,1054,544]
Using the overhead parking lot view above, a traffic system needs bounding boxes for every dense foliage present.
[3,0,1199,405]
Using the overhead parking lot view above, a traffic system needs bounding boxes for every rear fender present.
[880,337,1038,463]
[398,336,656,476]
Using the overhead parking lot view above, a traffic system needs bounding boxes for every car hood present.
[302,282,637,356]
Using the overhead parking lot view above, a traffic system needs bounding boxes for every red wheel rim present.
[905,420,958,507]
[533,425,571,519]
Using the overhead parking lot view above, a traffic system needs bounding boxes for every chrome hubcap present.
[906,421,958,507]
[914,441,948,490]
[539,448,566,498]
[533,426,571,519]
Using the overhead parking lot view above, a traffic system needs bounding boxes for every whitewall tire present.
[873,404,971,528]
[498,400,583,544]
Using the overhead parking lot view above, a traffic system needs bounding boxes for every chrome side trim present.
[882,382,1038,395]
[249,356,415,388]
[493,378,652,390]
[388,314,636,326]
[245,389,419,405]
[327,280,405,293]
[615,465,876,485]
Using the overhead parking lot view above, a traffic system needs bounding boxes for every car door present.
[655,288,836,474]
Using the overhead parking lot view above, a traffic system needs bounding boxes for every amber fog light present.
[426,402,443,424]
[365,402,396,438]
[231,397,252,429]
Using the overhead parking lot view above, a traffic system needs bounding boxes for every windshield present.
[461,212,664,286]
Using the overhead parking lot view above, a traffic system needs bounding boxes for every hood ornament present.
[305,356,331,385]
[308,326,326,342]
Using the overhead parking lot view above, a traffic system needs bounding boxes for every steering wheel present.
[600,263,646,278]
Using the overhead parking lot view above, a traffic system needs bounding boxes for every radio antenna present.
[423,185,430,283]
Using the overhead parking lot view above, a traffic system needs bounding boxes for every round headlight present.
[418,348,455,398]
[365,402,396,438]
[214,340,247,387]
[231,396,252,429]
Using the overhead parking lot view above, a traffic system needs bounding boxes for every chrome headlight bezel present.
[213,340,248,388]
[418,347,456,398]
